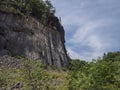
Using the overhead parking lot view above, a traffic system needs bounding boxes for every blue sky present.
[51,0,120,61]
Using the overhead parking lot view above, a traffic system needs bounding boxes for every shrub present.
[68,58,120,90]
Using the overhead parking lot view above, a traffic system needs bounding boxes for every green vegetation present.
[68,51,120,90]
[0,0,59,26]
[0,56,68,90]
[0,0,55,15]
[0,57,49,89]
[0,52,120,90]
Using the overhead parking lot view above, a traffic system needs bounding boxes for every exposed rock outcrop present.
[0,11,69,67]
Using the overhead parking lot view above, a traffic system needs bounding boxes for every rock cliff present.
[0,11,70,67]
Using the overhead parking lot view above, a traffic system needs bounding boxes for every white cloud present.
[67,48,80,59]
[67,47,103,61]
[70,21,104,43]
[51,0,120,61]
[67,20,105,61]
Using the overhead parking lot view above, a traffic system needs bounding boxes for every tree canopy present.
[0,0,56,22]
[68,51,120,90]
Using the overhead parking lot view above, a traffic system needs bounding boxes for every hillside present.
[1,52,120,90]
[0,0,120,90]
[0,57,69,90]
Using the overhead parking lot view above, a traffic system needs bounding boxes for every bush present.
[21,58,50,90]
[68,58,120,90]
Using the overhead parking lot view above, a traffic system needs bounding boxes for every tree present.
[45,0,55,15]
[68,58,120,90]
[103,51,120,62]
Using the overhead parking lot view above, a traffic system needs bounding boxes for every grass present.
[46,70,69,90]
[0,57,69,90]
[0,68,69,90]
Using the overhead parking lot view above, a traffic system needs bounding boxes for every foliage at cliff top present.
[0,0,62,30]
[0,0,55,15]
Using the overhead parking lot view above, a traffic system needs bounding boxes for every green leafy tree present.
[45,0,55,15]
[68,55,120,90]
[103,51,120,62]
[69,59,87,71]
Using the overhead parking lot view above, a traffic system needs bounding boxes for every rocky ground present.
[0,55,23,68]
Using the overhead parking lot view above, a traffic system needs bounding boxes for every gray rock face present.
[0,12,70,67]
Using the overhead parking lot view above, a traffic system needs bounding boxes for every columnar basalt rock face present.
[0,12,70,67]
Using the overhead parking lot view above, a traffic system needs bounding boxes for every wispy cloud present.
[51,0,120,61]
[67,48,81,59]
